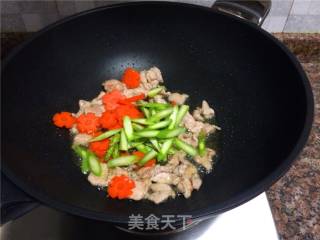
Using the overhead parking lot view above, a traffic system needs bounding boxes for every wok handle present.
[212,0,271,26]
[1,173,39,225]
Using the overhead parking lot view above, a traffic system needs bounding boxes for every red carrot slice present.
[76,113,100,134]
[52,112,76,128]
[122,68,140,89]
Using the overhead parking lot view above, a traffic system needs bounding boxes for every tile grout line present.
[283,0,295,32]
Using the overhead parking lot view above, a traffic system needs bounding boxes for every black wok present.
[1,2,314,225]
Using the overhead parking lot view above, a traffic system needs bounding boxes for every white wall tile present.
[94,1,124,7]
[261,15,271,31]
[262,0,293,32]
[18,1,58,13]
[307,0,320,15]
[74,1,95,13]
[1,0,320,33]
[1,1,20,14]
[268,0,294,16]
[43,12,61,26]
[264,16,288,32]
[21,12,60,31]
[284,15,320,32]
[290,0,311,15]
[21,13,43,31]
[1,14,26,31]
[56,0,76,16]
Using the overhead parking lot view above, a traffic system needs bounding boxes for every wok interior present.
[2,4,307,222]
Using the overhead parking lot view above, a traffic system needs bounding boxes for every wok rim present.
[1,1,314,224]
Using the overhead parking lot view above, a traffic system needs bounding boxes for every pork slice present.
[159,151,186,173]
[122,87,147,98]
[102,79,125,92]
[178,133,198,147]
[173,158,197,180]
[147,191,175,204]
[191,174,202,190]
[168,93,189,105]
[153,95,167,104]
[177,178,193,198]
[130,180,150,201]
[87,164,108,187]
[194,148,216,171]
[182,112,204,135]
[154,164,176,174]
[147,183,175,204]
[77,99,105,117]
[168,152,184,168]
[92,91,105,103]
[192,108,204,121]
[73,133,92,146]
[201,100,215,119]
[154,183,174,193]
[145,67,163,83]
[174,163,188,176]
[70,125,78,135]
[151,172,178,184]
[184,164,198,179]
[106,167,129,184]
[192,100,216,121]
[202,123,217,135]
[140,67,163,91]
[139,166,172,180]
[136,166,156,179]
[170,153,202,192]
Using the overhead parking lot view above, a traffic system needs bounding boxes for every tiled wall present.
[1,0,320,33]
[263,0,320,32]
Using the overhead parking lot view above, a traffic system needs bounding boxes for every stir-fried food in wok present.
[53,67,220,203]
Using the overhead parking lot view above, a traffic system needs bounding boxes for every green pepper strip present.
[149,139,161,151]
[174,138,197,157]
[137,102,171,110]
[168,105,178,129]
[175,105,189,127]
[112,144,119,159]
[107,155,138,168]
[120,129,128,151]
[72,145,89,174]
[139,150,158,166]
[157,138,174,162]
[148,108,173,123]
[123,116,133,141]
[90,129,121,142]
[87,151,102,176]
[131,118,150,125]
[147,119,171,130]
[198,131,206,157]
[104,134,120,161]
[141,107,150,118]
[147,86,164,98]
[151,109,157,116]
[168,147,177,155]
[134,130,160,138]
[132,123,144,131]
[136,143,153,154]
[157,127,186,139]
[105,145,115,161]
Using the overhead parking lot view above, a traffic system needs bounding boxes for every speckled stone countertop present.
[267,33,320,240]
[1,32,319,240]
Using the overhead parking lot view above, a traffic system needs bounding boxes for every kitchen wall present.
[1,0,320,33]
